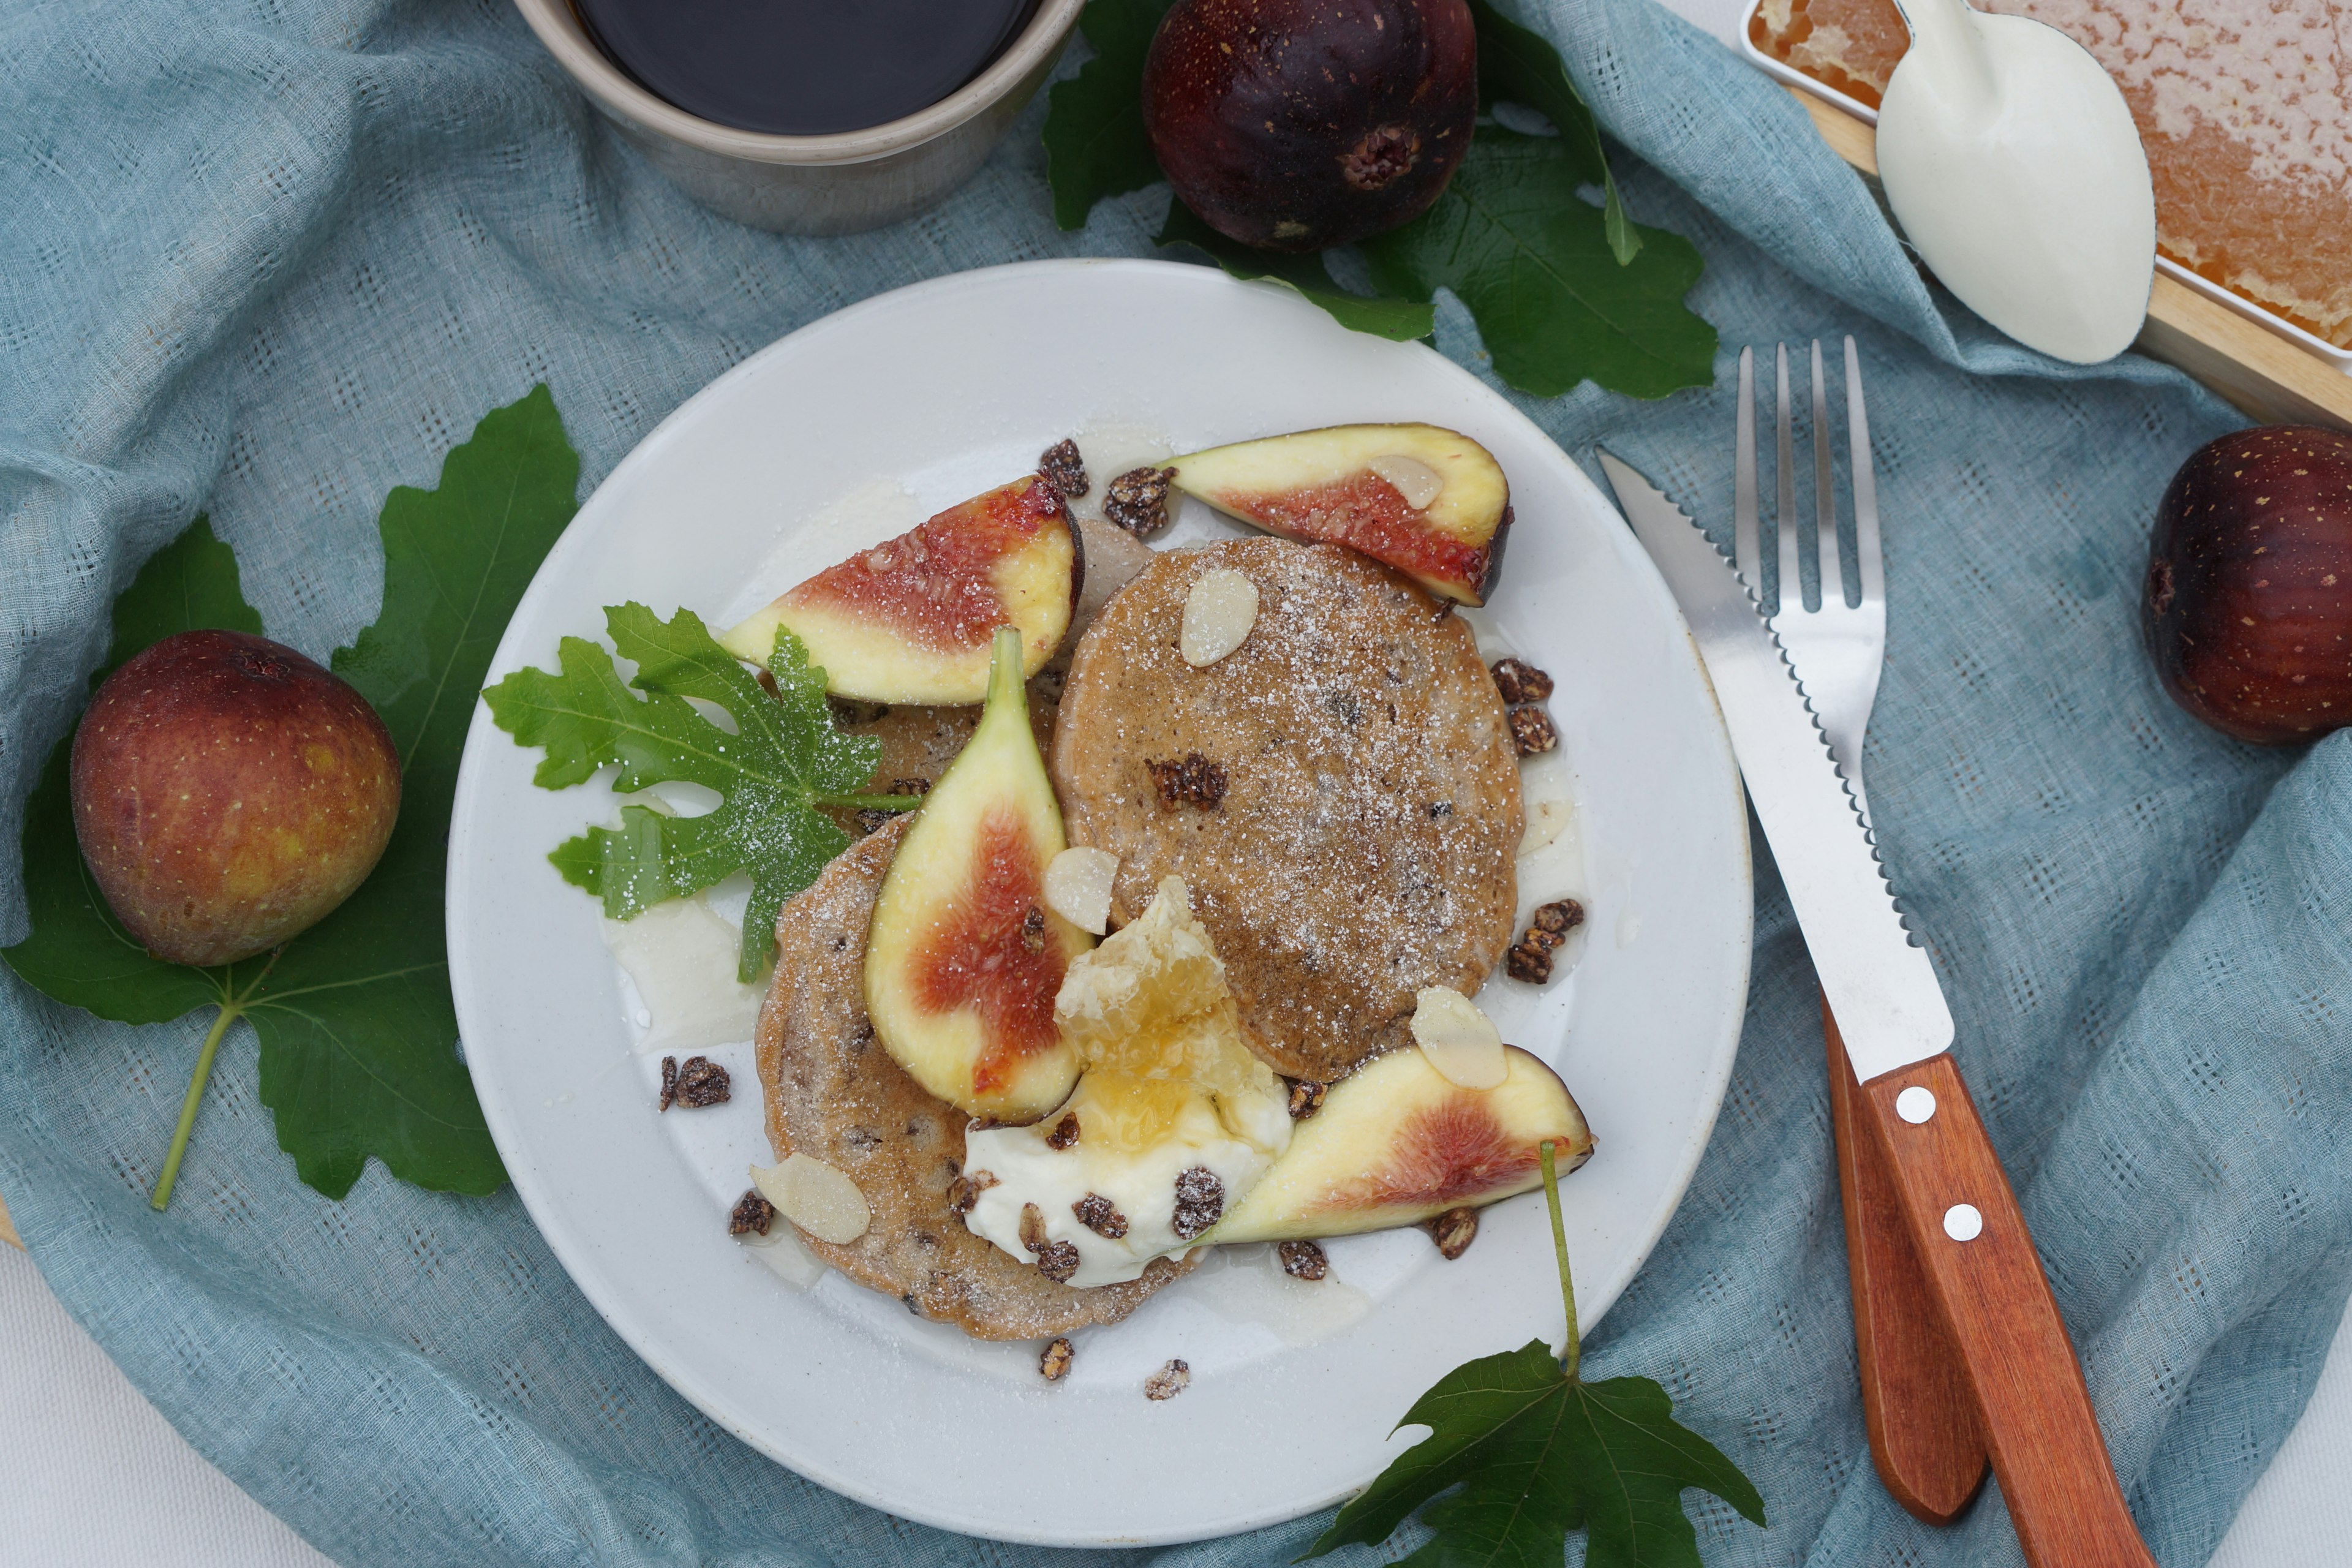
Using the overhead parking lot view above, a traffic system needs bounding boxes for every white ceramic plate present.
[448,260,1752,1547]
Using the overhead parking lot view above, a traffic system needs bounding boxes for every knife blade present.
[1596,450,1951,1082]
[1599,448,2156,1568]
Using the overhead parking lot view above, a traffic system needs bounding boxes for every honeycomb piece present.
[1751,0,2352,347]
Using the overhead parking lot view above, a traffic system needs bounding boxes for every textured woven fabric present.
[3,0,2347,1564]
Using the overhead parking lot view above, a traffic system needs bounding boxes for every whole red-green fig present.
[70,629,401,966]
[1143,0,1477,253]
[2144,425,2352,744]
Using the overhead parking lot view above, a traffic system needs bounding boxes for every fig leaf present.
[1362,129,1716,399]
[1155,202,1435,342]
[1042,0,1707,396]
[4,386,580,1205]
[1302,1146,1765,1568]
[1042,0,1175,230]
[1467,0,1641,265]
[483,606,900,982]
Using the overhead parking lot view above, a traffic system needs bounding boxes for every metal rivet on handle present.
[1943,1204,1983,1242]
[1896,1086,1937,1123]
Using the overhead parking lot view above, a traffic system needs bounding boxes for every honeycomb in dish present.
[1750,0,2352,349]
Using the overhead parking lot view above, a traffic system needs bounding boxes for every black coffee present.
[575,0,1041,137]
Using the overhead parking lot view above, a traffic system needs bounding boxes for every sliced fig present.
[1166,423,1511,605]
[865,627,1091,1121]
[722,477,1083,704]
[1209,1044,1590,1243]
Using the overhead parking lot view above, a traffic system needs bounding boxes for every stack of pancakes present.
[758,538,1524,1337]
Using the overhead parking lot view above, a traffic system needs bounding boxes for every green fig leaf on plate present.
[483,607,916,984]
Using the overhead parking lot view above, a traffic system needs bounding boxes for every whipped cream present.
[963,1090,1284,1287]
[959,873,1292,1287]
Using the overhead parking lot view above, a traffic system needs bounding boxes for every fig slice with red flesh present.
[865,627,1092,1122]
[721,476,1083,704]
[1208,1044,1590,1243]
[1166,423,1510,605]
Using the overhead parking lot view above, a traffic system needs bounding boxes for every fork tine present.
[1774,343,1798,617]
[1811,339,1841,609]
[1735,347,1760,592]
[1844,336,1885,610]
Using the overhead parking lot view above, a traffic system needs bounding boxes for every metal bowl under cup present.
[512,0,1084,236]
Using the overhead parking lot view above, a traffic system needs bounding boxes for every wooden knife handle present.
[1855,1052,2156,1568]
[1823,998,1987,1523]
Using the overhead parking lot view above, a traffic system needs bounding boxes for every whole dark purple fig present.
[2145,425,2352,744]
[1143,0,1477,254]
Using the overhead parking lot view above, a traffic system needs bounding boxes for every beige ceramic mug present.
[511,0,1087,235]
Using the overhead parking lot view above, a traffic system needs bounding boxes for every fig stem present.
[813,792,929,811]
[1540,1139,1580,1380]
[986,625,1028,721]
[152,1002,242,1211]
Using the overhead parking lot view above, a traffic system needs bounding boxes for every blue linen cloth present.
[3,0,2346,1562]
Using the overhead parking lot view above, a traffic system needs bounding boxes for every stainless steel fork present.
[1735,337,1990,1526]
[1735,337,1886,824]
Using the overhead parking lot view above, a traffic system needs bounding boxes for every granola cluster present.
[1491,656,1560,756]
[1427,1205,1479,1260]
[1019,1201,1083,1282]
[1489,657,1553,706]
[729,1189,776,1237]
[1504,898,1585,985]
[1072,1193,1129,1238]
[1144,1359,1192,1401]
[1146,752,1228,810]
[1170,1166,1226,1240]
[1105,465,1177,537]
[1278,1239,1329,1281]
[947,1169,999,1215]
[658,1055,731,1112]
[1037,439,1088,500]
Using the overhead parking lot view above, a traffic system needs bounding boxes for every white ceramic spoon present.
[1875,0,2156,363]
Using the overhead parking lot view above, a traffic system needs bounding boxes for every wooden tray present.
[1790,90,2352,432]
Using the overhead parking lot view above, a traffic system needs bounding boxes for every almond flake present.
[1368,453,1444,510]
[1410,987,1507,1089]
[1044,846,1120,935]
[750,1153,871,1245]
[1180,567,1259,667]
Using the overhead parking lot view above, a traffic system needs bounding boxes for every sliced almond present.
[1180,567,1259,667]
[1410,987,1507,1089]
[1044,845,1120,935]
[750,1153,871,1245]
[1368,453,1444,511]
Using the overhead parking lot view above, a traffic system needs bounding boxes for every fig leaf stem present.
[152,1001,241,1211]
[812,792,929,812]
[1540,1139,1580,1381]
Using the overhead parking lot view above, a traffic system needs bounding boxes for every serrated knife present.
[1598,451,2154,1568]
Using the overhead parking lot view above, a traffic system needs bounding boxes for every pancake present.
[756,815,1195,1340]
[1049,538,1523,1083]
